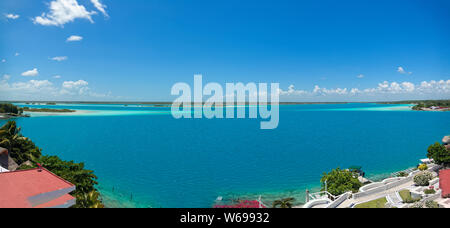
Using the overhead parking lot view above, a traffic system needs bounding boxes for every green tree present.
[272,197,295,208]
[427,142,450,166]
[0,103,23,114]
[0,121,42,164]
[0,120,104,208]
[37,155,104,208]
[413,171,433,186]
[321,168,362,196]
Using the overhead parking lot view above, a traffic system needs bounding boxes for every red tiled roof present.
[0,168,75,208]
[440,169,450,198]
[33,194,75,208]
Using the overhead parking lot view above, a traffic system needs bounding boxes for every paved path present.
[337,180,414,208]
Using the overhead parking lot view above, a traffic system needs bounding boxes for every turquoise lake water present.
[2,103,449,208]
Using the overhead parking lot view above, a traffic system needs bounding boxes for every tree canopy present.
[427,142,450,166]
[321,168,362,196]
[0,103,23,114]
[0,120,104,208]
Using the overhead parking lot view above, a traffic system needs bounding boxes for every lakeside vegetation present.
[411,100,450,111]
[320,168,362,196]
[22,107,76,113]
[427,142,450,166]
[0,103,76,119]
[377,99,450,111]
[0,120,104,208]
[0,103,23,115]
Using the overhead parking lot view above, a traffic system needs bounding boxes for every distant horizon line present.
[1,99,448,105]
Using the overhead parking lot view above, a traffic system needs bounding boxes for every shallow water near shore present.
[3,103,449,208]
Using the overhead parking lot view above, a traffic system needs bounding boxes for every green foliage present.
[403,196,420,204]
[321,168,362,196]
[0,103,23,114]
[22,107,75,113]
[418,164,428,171]
[424,189,436,195]
[413,171,433,186]
[427,142,450,166]
[398,190,419,204]
[409,202,424,208]
[0,120,104,208]
[0,121,41,164]
[425,200,439,208]
[355,197,387,208]
[37,155,103,208]
[272,197,295,208]
[411,100,450,110]
[397,171,408,177]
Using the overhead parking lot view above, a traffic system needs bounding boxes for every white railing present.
[326,192,351,208]
[308,191,338,201]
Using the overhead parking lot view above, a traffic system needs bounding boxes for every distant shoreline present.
[4,99,449,105]
[22,107,76,113]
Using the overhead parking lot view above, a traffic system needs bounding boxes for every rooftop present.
[440,169,450,198]
[0,168,76,208]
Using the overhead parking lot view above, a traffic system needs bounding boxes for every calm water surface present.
[3,103,449,207]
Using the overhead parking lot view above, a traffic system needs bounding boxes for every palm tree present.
[75,191,104,208]
[272,197,295,208]
[0,121,21,153]
[0,120,40,164]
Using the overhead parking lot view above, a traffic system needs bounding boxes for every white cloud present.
[1,59,5,63]
[397,66,412,75]
[0,78,112,100]
[278,79,450,101]
[2,74,11,81]
[67,35,83,42]
[278,85,308,96]
[62,79,88,89]
[15,53,20,56]
[5,14,20,20]
[91,0,108,17]
[21,68,39,77]
[33,0,97,27]
[312,86,349,95]
[51,56,68,61]
[61,80,90,95]
[357,74,364,79]
[53,75,62,79]
[0,80,57,100]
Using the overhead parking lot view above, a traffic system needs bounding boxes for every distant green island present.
[0,103,76,119]
[378,100,450,111]
[22,107,76,113]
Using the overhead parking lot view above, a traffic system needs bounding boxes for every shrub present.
[427,142,450,166]
[424,189,436,195]
[425,200,439,208]
[214,200,265,208]
[320,168,362,196]
[397,171,408,177]
[418,164,428,171]
[414,171,433,186]
[403,196,420,204]
[410,202,424,208]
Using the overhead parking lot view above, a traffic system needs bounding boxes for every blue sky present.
[1,0,449,101]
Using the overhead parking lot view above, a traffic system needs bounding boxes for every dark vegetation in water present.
[22,107,76,113]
